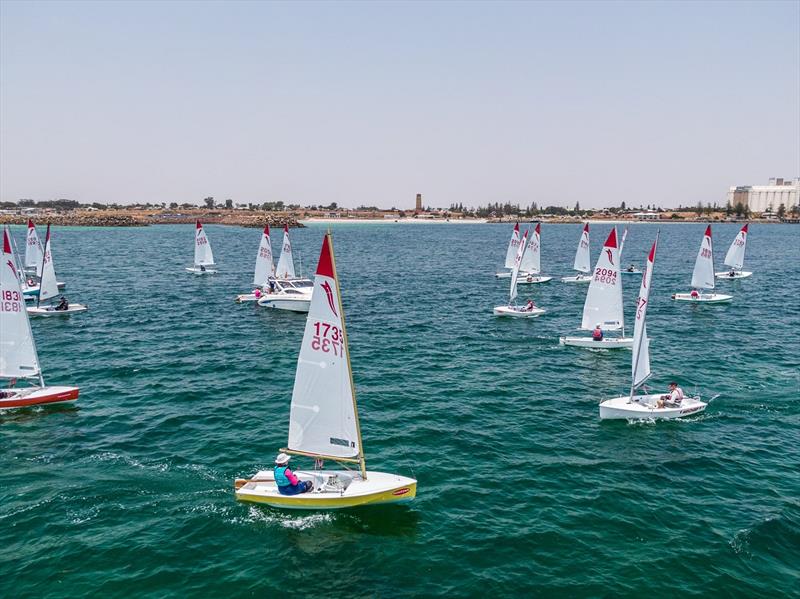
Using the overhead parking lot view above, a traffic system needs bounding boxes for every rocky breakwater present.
[0,213,145,227]
[0,210,304,228]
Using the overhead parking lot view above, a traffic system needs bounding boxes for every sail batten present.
[275,225,296,279]
[1,228,41,379]
[287,234,361,461]
[581,227,624,331]
[194,221,215,266]
[690,226,715,289]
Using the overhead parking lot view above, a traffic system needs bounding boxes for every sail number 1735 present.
[311,321,343,356]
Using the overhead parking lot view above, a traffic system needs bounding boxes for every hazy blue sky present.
[1,0,798,209]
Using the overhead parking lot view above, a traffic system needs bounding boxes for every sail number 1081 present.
[311,321,343,356]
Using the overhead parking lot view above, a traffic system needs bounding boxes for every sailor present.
[274,453,313,496]
[55,296,69,311]
[656,382,684,408]
[200,265,206,272]
[690,289,700,299]
[268,279,276,293]
[592,324,603,341]
[728,269,736,277]
[254,288,262,299]
[627,264,636,272]
[525,299,535,311]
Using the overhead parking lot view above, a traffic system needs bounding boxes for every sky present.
[1,0,798,209]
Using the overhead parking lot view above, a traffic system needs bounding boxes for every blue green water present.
[1,222,798,597]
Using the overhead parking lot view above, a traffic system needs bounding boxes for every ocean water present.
[1,222,798,597]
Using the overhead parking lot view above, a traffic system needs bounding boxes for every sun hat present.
[275,453,291,465]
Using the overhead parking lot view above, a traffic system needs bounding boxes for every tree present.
[169,202,178,209]
[574,201,581,213]
[695,201,703,216]
[204,197,214,209]
[620,201,626,211]
[777,203,786,218]
[225,199,233,209]
[725,201,732,216]
[734,201,744,217]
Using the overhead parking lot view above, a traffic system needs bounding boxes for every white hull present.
[186,266,217,275]
[0,385,79,410]
[715,271,752,280]
[622,269,642,275]
[27,304,88,317]
[559,336,633,349]
[672,292,732,303]
[599,393,707,420]
[235,293,259,303]
[258,295,311,313]
[495,271,512,279]
[561,274,591,283]
[493,305,546,318]
[235,469,417,509]
[516,274,553,284]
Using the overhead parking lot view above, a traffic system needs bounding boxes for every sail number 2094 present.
[311,321,343,356]
[1,289,23,312]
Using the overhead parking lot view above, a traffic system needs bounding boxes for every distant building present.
[633,211,659,220]
[727,178,799,213]
[415,193,422,212]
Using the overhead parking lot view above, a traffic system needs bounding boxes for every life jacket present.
[274,465,291,487]
[592,328,603,340]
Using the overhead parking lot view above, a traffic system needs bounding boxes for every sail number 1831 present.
[311,321,343,356]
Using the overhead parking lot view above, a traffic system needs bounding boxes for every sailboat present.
[235,225,276,303]
[493,229,546,318]
[715,224,752,279]
[495,223,521,278]
[257,225,313,312]
[561,223,592,283]
[1,229,80,410]
[619,227,641,275]
[27,225,88,317]
[672,226,732,303]
[186,221,217,274]
[600,233,707,419]
[560,227,632,348]
[235,232,417,508]
[516,223,552,284]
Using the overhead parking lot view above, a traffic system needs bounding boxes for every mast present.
[36,224,50,309]
[327,230,367,479]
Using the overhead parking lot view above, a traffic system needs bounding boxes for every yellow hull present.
[235,472,417,510]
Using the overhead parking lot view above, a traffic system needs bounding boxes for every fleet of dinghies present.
[672,226,732,303]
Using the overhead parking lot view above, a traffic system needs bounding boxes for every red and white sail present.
[581,227,623,331]
[632,234,658,391]
[37,225,59,303]
[723,224,748,270]
[275,225,296,279]
[503,223,521,269]
[573,223,591,273]
[25,219,43,274]
[194,221,215,266]
[509,229,529,303]
[288,234,360,460]
[253,225,275,286]
[1,229,41,379]
[519,223,542,274]
[690,225,715,289]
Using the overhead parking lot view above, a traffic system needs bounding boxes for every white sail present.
[8,230,29,289]
[519,223,542,273]
[509,229,529,303]
[0,228,41,379]
[632,235,658,390]
[25,219,43,274]
[690,225,715,289]
[503,223,521,269]
[275,225,295,279]
[253,225,275,286]
[723,224,748,270]
[194,221,215,266]
[581,227,624,331]
[288,234,360,460]
[573,223,591,273]
[619,227,628,258]
[37,225,59,303]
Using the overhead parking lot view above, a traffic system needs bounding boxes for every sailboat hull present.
[27,304,88,317]
[621,269,642,275]
[493,305,546,318]
[0,386,79,410]
[561,274,591,283]
[186,266,217,275]
[257,295,311,312]
[559,336,633,349]
[516,275,552,284]
[672,292,732,303]
[599,393,707,420]
[235,470,417,510]
[495,271,512,279]
[715,271,752,280]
